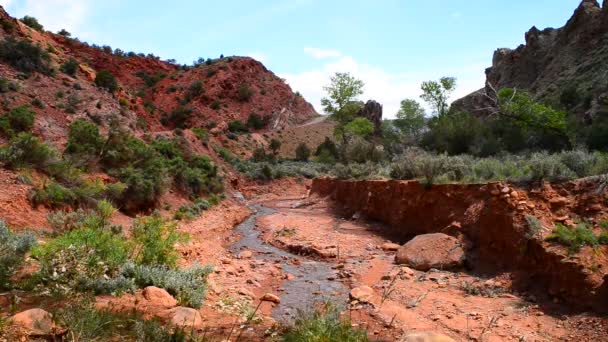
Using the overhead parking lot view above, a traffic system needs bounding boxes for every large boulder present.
[357,100,383,135]
[10,308,55,335]
[170,307,203,327]
[142,286,177,307]
[395,233,465,271]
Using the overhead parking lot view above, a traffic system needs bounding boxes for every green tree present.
[421,77,456,116]
[344,117,374,138]
[95,70,118,93]
[20,16,43,31]
[269,138,281,155]
[395,99,425,138]
[295,143,311,162]
[321,72,364,115]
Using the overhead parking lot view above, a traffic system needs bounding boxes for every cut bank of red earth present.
[311,177,608,313]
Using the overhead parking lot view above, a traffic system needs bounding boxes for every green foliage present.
[237,84,253,101]
[422,111,489,155]
[174,198,211,221]
[528,152,576,182]
[344,117,374,138]
[163,106,193,129]
[131,214,188,268]
[0,221,36,290]
[0,105,36,137]
[32,227,130,293]
[560,86,581,109]
[186,80,204,101]
[420,76,456,116]
[269,138,282,154]
[134,70,165,88]
[547,223,598,253]
[210,100,221,110]
[65,119,103,161]
[228,120,248,133]
[94,70,118,92]
[20,16,44,31]
[395,99,426,138]
[295,143,311,162]
[122,262,213,308]
[60,58,79,76]
[282,302,368,342]
[0,132,55,169]
[0,77,18,93]
[321,72,364,115]
[0,38,52,75]
[247,112,267,129]
[315,137,339,161]
[344,138,384,164]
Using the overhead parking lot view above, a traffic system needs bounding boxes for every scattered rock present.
[381,242,401,251]
[350,286,375,303]
[238,250,253,259]
[395,233,465,271]
[238,288,256,299]
[170,307,203,327]
[401,332,456,342]
[143,286,178,307]
[261,293,281,304]
[10,309,55,335]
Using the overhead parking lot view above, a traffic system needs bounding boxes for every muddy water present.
[229,203,348,322]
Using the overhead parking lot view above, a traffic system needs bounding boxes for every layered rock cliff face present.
[454,0,608,118]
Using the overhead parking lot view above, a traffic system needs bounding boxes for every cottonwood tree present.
[321,72,364,115]
[421,76,456,116]
[395,99,426,139]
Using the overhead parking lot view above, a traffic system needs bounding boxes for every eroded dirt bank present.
[311,178,608,313]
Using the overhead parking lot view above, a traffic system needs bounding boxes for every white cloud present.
[281,53,486,119]
[4,0,89,34]
[303,47,342,59]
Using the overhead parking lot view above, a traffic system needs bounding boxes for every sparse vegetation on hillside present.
[0,37,53,75]
[94,70,118,92]
[20,15,44,31]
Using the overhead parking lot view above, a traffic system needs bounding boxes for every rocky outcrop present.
[395,233,465,271]
[10,309,55,336]
[357,100,383,135]
[453,0,608,118]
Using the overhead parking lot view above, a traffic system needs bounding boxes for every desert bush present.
[528,152,575,182]
[547,223,598,253]
[237,84,253,101]
[247,112,266,129]
[295,143,311,162]
[282,302,368,342]
[0,221,36,290]
[163,106,193,129]
[131,214,188,268]
[60,58,79,76]
[64,119,103,162]
[20,16,43,31]
[0,38,52,75]
[344,137,384,163]
[0,132,55,169]
[0,105,36,137]
[559,149,599,178]
[192,127,209,144]
[121,262,213,308]
[560,86,581,109]
[228,120,247,133]
[33,227,130,293]
[210,100,221,110]
[0,77,18,93]
[94,70,118,92]
[174,198,211,221]
[134,71,165,88]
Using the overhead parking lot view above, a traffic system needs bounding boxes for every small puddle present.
[229,203,348,321]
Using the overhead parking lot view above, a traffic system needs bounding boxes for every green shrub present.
[174,198,211,221]
[228,120,247,133]
[247,112,266,129]
[115,163,167,212]
[0,105,36,137]
[528,152,575,182]
[210,100,221,110]
[547,223,598,253]
[65,119,103,161]
[134,71,165,88]
[0,221,36,290]
[33,227,130,293]
[237,84,253,101]
[162,106,193,129]
[0,77,18,93]
[122,262,213,308]
[94,70,118,92]
[1,18,15,32]
[0,132,55,169]
[186,80,203,101]
[282,302,368,342]
[20,16,43,31]
[0,38,52,75]
[131,215,188,268]
[60,58,79,76]
[295,143,311,162]
[560,86,581,109]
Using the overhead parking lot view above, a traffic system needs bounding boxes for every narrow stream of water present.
[229,203,348,322]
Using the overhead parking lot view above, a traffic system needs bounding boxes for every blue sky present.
[0,0,582,117]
